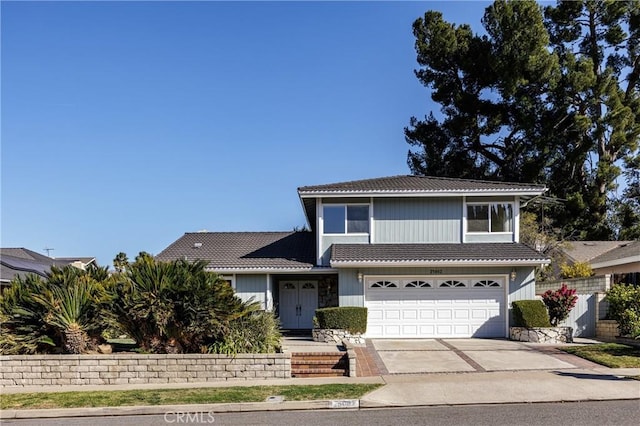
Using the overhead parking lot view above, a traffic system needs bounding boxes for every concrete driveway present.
[371,338,577,374]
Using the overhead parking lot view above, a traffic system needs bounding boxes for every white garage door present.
[365,276,506,338]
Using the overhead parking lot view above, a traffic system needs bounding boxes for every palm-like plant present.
[0,265,114,354]
[32,280,98,354]
[0,274,54,354]
[112,257,262,353]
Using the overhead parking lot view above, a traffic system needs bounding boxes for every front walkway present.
[280,335,343,353]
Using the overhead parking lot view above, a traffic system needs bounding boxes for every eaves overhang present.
[298,189,546,198]
[330,259,551,268]
[591,255,640,270]
[205,266,338,274]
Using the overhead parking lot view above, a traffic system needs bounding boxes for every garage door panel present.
[365,276,505,338]
[385,310,401,320]
[420,310,435,319]
[454,310,469,319]
[402,309,418,320]
[369,310,384,320]
[402,325,419,336]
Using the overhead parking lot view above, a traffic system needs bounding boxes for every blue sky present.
[2,1,492,266]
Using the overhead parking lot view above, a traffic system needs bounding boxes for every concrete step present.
[291,368,348,378]
[292,359,348,368]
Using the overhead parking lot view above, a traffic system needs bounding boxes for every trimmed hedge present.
[512,300,551,328]
[315,307,368,334]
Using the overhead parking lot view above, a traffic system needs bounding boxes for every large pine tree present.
[406,0,640,239]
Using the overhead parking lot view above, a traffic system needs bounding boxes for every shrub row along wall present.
[0,353,291,387]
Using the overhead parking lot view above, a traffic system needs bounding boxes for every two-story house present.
[156,175,549,339]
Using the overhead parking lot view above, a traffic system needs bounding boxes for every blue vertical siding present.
[373,198,461,243]
[235,274,267,309]
[338,269,364,307]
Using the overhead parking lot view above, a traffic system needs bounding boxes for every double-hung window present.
[467,203,513,233]
[323,205,369,234]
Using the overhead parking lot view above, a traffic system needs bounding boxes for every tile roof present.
[155,232,317,271]
[0,248,56,263]
[0,248,97,282]
[0,254,53,280]
[298,175,546,194]
[330,243,549,265]
[563,241,634,263]
[590,241,640,266]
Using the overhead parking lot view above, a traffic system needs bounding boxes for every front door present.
[279,280,318,329]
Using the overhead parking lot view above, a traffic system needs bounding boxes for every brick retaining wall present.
[0,353,291,387]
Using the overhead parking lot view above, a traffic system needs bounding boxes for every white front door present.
[279,280,318,329]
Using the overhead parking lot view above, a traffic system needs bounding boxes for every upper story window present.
[467,203,513,233]
[323,205,369,234]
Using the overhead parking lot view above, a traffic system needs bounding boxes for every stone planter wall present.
[0,353,290,388]
[312,328,365,345]
[510,326,573,343]
[596,319,619,342]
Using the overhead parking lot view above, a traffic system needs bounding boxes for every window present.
[473,280,501,288]
[370,280,397,288]
[467,203,513,233]
[323,205,369,234]
[439,280,466,288]
[405,280,432,288]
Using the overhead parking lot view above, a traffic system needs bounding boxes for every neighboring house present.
[0,248,96,288]
[157,175,549,339]
[560,241,639,284]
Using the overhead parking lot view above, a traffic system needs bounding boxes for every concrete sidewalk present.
[362,369,640,407]
[1,368,638,420]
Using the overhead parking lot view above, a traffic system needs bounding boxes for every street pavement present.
[4,400,639,426]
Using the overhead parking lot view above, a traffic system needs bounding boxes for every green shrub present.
[0,265,114,355]
[542,284,578,326]
[207,311,281,355]
[315,307,368,334]
[512,300,551,328]
[110,256,261,353]
[606,284,640,338]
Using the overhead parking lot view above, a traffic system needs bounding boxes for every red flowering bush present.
[542,284,578,326]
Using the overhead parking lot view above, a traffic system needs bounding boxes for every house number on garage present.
[429,269,443,274]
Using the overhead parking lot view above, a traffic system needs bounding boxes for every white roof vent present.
[193,242,203,249]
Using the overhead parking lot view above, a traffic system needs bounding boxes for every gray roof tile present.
[590,241,640,265]
[562,241,634,263]
[331,243,548,264]
[299,175,546,194]
[155,232,316,271]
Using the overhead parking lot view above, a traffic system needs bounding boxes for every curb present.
[0,399,360,420]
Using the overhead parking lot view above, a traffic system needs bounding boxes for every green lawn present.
[562,343,640,368]
[1,384,382,410]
